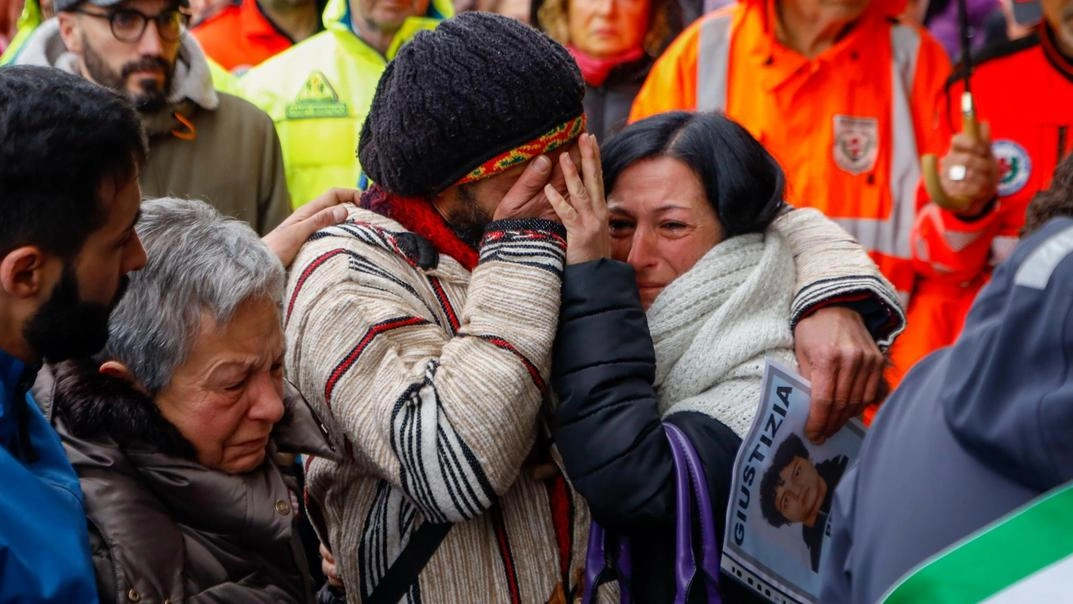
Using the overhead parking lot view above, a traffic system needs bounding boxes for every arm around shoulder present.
[772,207,905,347]
[628,15,705,122]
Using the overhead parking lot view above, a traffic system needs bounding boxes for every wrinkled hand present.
[262,188,357,268]
[794,306,885,443]
[544,133,610,265]
[319,543,343,588]
[938,122,999,217]
[492,155,558,222]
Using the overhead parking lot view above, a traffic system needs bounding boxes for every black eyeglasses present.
[72,7,190,43]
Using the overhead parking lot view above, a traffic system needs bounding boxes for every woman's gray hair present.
[104,198,286,393]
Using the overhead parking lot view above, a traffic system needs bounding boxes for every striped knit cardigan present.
[284,204,904,604]
[285,207,586,604]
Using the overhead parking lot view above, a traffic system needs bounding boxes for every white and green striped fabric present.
[881,481,1073,603]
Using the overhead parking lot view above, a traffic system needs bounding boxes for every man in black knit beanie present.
[286,12,595,604]
[286,11,904,604]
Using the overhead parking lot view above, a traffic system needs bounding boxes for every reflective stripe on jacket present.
[630,0,951,301]
[238,0,453,208]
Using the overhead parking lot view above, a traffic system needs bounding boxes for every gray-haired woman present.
[32,197,345,603]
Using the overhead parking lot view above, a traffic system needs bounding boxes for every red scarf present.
[360,185,480,271]
[568,45,646,87]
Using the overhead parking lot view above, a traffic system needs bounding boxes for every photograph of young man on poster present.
[759,434,849,572]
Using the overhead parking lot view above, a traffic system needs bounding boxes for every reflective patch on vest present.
[833,115,879,175]
[285,71,349,119]
[1013,224,1073,289]
[993,139,1032,197]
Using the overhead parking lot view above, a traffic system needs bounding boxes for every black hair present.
[1023,152,1073,237]
[759,433,810,527]
[0,65,147,260]
[601,111,787,238]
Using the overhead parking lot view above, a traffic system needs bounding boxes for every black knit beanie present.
[357,12,585,197]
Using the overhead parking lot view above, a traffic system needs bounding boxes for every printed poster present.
[722,358,865,603]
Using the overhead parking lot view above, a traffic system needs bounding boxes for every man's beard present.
[445,185,493,249]
[82,38,174,113]
[23,264,130,363]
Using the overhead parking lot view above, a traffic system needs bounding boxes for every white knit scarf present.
[647,230,797,435]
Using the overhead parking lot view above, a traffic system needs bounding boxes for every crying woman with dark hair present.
[546,111,901,601]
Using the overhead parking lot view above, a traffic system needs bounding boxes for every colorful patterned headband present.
[457,114,588,186]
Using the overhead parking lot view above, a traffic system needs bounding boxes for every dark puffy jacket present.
[552,260,759,603]
[33,360,337,604]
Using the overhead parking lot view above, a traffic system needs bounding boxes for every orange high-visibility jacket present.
[897,25,1073,374]
[192,0,299,73]
[630,0,952,303]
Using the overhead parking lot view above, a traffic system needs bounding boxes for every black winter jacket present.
[552,260,760,603]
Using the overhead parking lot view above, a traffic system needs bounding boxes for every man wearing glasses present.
[12,0,291,235]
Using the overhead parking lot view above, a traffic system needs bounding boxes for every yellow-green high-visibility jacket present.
[0,0,42,65]
[208,59,240,95]
[238,0,452,208]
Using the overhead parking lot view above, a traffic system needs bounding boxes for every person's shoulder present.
[246,29,342,74]
[645,4,737,73]
[291,207,426,275]
[885,17,951,70]
[974,31,1042,68]
[286,208,447,322]
[236,28,376,113]
[238,30,339,89]
[947,32,1041,88]
[1008,216,1073,287]
[213,91,277,128]
[689,4,740,37]
[814,454,850,489]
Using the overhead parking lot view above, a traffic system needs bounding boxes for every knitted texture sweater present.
[773,208,905,349]
[284,206,588,603]
[649,231,796,437]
